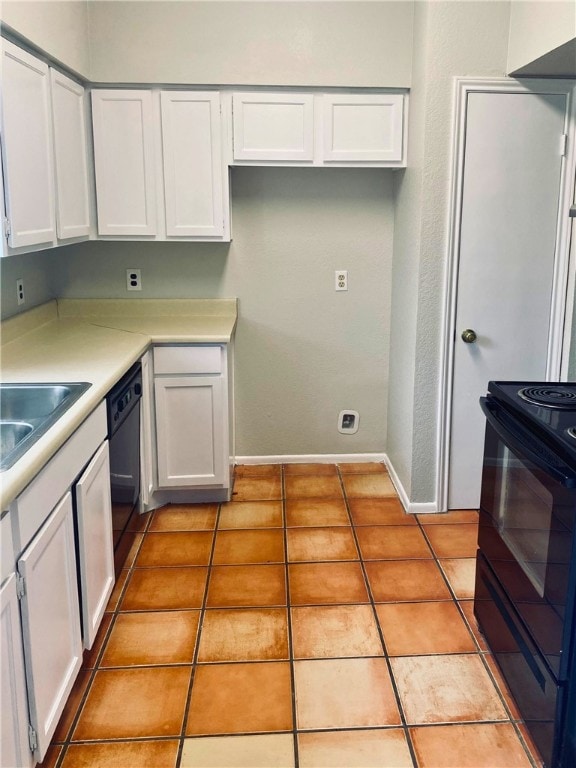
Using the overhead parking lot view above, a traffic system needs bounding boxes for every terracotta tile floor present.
[41,463,543,768]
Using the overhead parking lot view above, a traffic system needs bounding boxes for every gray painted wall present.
[51,168,394,457]
[0,250,59,320]
[86,1,413,87]
[387,0,511,503]
[1,1,90,78]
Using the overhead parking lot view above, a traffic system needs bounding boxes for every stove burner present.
[519,386,576,409]
[567,427,576,441]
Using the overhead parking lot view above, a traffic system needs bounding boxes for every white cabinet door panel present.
[50,70,91,240]
[233,92,314,161]
[1,40,56,248]
[91,90,157,236]
[322,94,404,162]
[75,440,114,650]
[155,376,225,487]
[18,492,82,763]
[1,574,32,768]
[161,91,225,238]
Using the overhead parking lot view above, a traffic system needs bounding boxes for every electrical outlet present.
[126,269,142,291]
[335,270,348,291]
[338,410,359,434]
[16,278,25,306]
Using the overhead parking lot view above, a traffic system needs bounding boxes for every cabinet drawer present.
[11,401,107,554]
[153,346,222,375]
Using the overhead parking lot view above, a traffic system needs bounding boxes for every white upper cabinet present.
[91,89,230,241]
[50,70,91,240]
[322,93,404,163]
[91,89,158,236]
[1,40,93,254]
[229,90,407,167]
[1,40,56,248]
[232,92,314,162]
[161,91,225,238]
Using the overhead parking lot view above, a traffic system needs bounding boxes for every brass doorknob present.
[461,329,477,344]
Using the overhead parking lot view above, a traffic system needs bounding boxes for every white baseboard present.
[383,455,438,515]
[234,453,438,515]
[234,453,387,465]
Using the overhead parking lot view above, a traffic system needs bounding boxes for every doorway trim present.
[436,77,576,513]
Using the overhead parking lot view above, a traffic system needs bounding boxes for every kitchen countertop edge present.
[0,299,238,510]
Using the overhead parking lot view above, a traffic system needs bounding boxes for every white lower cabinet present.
[153,345,230,491]
[18,492,82,763]
[155,375,225,487]
[1,573,32,768]
[4,402,112,765]
[75,440,115,650]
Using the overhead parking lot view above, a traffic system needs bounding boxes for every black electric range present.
[475,381,576,767]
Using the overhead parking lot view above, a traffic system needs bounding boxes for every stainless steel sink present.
[0,382,91,470]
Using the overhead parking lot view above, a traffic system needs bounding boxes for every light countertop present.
[0,298,237,509]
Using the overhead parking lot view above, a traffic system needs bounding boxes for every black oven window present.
[494,443,554,599]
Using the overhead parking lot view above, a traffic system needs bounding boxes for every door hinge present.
[3,216,10,238]
[15,573,25,599]
[28,724,37,752]
[560,134,568,157]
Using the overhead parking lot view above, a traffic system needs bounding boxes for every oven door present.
[475,551,564,768]
[477,396,576,681]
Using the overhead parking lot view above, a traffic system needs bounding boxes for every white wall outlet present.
[126,268,142,291]
[16,278,25,306]
[338,410,359,434]
[335,270,348,291]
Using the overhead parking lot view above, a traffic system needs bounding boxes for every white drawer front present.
[153,345,222,375]
[12,401,107,554]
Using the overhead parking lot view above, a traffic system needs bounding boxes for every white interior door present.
[448,90,566,509]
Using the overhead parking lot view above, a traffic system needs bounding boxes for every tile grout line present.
[282,466,301,768]
[49,515,152,768]
[175,500,223,768]
[336,467,420,768]
[51,511,154,768]
[44,471,541,768]
[416,515,541,768]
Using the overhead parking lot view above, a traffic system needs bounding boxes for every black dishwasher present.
[107,363,142,576]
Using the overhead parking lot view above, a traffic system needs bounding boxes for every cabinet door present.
[50,70,91,240]
[155,376,225,487]
[322,94,404,163]
[232,92,314,161]
[140,351,155,507]
[161,91,225,238]
[1,40,56,248]
[91,90,157,236]
[18,492,82,763]
[1,574,32,768]
[75,440,114,650]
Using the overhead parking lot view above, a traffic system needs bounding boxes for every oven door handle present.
[480,397,576,488]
